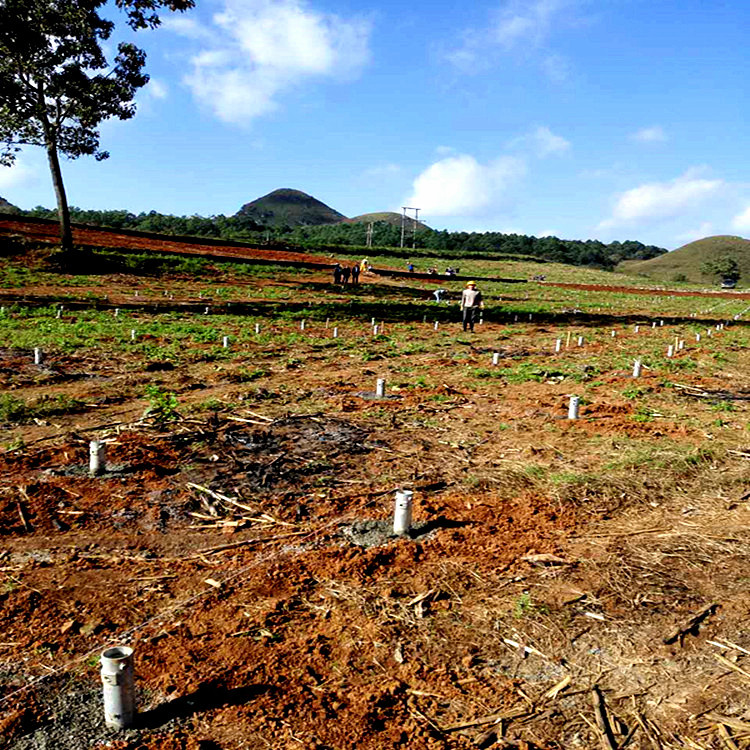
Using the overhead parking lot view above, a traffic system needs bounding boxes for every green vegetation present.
[620,235,750,286]
[0,392,86,423]
[0,0,193,253]
[701,256,741,284]
[143,385,180,422]
[23,205,665,271]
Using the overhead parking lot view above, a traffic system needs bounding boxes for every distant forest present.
[23,206,667,269]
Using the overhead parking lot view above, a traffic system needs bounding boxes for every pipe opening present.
[102,646,133,661]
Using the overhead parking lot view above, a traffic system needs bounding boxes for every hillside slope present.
[0,196,20,214]
[618,235,750,285]
[235,188,346,227]
[344,211,430,229]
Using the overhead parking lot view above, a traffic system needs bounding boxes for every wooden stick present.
[591,685,618,750]
[714,653,750,681]
[16,487,32,532]
[196,529,309,555]
[704,714,750,733]
[442,707,530,732]
[663,603,719,645]
[717,723,740,750]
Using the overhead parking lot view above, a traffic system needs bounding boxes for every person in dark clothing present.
[333,264,342,284]
[351,264,360,285]
[341,265,351,284]
[460,281,483,332]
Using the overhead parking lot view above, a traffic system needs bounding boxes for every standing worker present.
[351,263,360,285]
[460,281,483,332]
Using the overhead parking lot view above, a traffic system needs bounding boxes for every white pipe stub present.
[33,348,42,365]
[101,645,135,730]
[376,378,386,398]
[568,396,580,420]
[393,489,413,536]
[89,440,107,476]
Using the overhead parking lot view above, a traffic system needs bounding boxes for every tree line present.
[22,207,666,270]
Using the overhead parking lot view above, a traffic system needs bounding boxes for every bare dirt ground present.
[3,236,750,749]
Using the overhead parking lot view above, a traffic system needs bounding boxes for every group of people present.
[424,266,460,276]
[332,262,360,285]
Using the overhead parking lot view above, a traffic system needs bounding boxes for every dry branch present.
[663,603,719,645]
[591,685,618,750]
[15,487,32,532]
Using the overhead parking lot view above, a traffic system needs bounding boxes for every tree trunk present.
[37,84,73,252]
[44,137,73,252]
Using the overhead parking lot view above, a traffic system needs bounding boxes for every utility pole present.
[366,222,373,248]
[412,208,420,249]
[401,206,420,249]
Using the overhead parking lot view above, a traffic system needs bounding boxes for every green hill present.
[618,235,750,285]
[235,188,346,227]
[0,196,20,214]
[344,211,430,230]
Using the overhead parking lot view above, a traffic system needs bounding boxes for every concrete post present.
[492,352,500,365]
[222,336,229,348]
[555,339,562,353]
[333,327,338,338]
[33,348,42,365]
[633,359,642,378]
[101,646,135,729]
[376,378,386,398]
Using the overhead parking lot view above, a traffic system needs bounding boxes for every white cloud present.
[599,169,724,229]
[146,79,168,99]
[0,160,38,192]
[492,0,572,49]
[630,125,667,143]
[731,205,750,234]
[508,125,570,158]
[169,0,371,125]
[361,163,401,178]
[531,126,570,157]
[675,222,714,243]
[446,0,580,80]
[404,153,526,217]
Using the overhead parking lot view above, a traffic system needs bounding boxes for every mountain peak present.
[235,188,346,227]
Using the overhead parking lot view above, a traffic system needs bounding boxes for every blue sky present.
[2,0,749,249]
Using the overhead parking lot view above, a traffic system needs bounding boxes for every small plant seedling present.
[143,385,180,422]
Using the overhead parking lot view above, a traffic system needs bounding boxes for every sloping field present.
[3,239,750,749]
[0,216,336,268]
[620,235,750,285]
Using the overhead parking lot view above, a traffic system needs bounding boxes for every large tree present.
[0,0,193,253]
